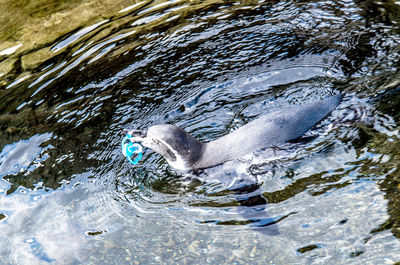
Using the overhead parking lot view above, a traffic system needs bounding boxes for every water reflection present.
[1,0,400,263]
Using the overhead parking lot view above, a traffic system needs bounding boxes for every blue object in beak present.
[121,134,143,165]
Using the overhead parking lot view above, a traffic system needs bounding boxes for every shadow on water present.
[2,0,400,263]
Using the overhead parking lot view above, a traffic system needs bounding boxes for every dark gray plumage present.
[128,94,342,170]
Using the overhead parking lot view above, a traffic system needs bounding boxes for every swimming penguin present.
[127,94,342,170]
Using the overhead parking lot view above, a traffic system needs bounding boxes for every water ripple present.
[2,0,400,263]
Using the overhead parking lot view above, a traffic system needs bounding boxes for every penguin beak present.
[123,129,147,142]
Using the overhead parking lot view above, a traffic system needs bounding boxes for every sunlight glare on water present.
[1,0,400,264]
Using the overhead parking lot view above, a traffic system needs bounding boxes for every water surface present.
[1,0,400,264]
